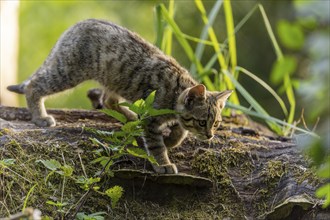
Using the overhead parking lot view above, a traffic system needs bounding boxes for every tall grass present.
[155,0,316,137]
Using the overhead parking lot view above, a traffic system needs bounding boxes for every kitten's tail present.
[7,80,29,94]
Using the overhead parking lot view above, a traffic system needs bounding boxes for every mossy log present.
[0,106,329,219]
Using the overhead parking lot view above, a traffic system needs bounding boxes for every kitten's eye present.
[198,120,207,127]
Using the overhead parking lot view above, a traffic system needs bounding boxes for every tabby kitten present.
[8,19,232,174]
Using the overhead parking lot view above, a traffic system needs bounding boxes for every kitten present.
[7,19,232,174]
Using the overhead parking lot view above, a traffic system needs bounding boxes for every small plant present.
[105,186,124,209]
[88,90,176,172]
[72,90,175,217]
[32,90,175,218]
[36,159,73,215]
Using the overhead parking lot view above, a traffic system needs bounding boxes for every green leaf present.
[91,156,110,165]
[277,20,305,50]
[105,186,124,209]
[0,159,15,167]
[57,164,73,177]
[121,121,142,133]
[317,158,330,178]
[270,56,297,85]
[90,138,113,153]
[76,176,101,190]
[144,90,156,108]
[316,183,330,208]
[86,127,114,139]
[101,109,127,123]
[120,100,144,115]
[46,200,68,208]
[76,212,106,220]
[132,138,138,146]
[126,147,157,164]
[36,159,61,171]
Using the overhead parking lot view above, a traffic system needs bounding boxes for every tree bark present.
[0,106,328,219]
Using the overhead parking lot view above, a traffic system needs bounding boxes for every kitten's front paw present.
[152,163,178,174]
[32,116,56,127]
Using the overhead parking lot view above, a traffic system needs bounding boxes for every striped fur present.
[7,19,232,174]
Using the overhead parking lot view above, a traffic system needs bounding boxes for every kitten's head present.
[176,84,232,141]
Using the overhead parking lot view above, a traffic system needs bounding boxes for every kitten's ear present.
[187,84,206,99]
[216,90,232,109]
[185,84,206,107]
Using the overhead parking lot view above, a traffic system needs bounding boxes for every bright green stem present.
[160,4,215,90]
[259,3,296,132]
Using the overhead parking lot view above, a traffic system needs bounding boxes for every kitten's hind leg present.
[103,91,137,121]
[24,67,83,127]
[25,82,56,127]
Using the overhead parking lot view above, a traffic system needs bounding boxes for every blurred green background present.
[17,0,329,129]
[18,0,161,110]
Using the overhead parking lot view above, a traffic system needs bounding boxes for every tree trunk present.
[0,106,328,219]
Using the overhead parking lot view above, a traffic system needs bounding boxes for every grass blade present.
[258,3,296,130]
[195,0,227,70]
[160,4,215,90]
[224,0,237,73]
[258,4,283,59]
[223,70,283,134]
[227,102,319,138]
[236,66,288,116]
[204,4,259,72]
[194,0,240,106]
[163,0,174,55]
[23,183,38,210]
[190,0,223,76]
[154,4,164,48]
[183,33,224,47]
[284,74,296,126]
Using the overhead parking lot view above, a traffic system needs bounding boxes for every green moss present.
[192,149,225,180]
[191,145,253,218]
[192,142,254,180]
[262,160,287,181]
[291,165,320,186]
[0,131,97,218]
